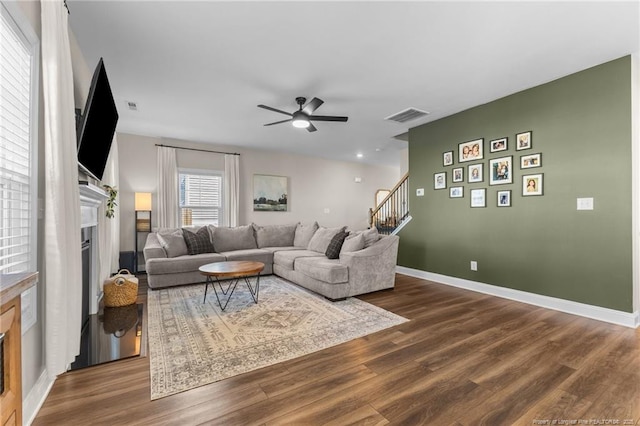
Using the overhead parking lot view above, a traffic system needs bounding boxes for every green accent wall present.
[398,56,633,312]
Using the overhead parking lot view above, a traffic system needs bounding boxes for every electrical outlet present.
[470,261,478,271]
[416,188,425,197]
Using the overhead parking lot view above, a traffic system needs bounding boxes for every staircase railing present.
[369,173,409,235]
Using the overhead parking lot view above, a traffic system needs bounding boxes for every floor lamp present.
[134,192,152,273]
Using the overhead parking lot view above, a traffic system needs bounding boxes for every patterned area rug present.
[147,276,407,400]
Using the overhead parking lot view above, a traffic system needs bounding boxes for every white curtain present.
[41,0,83,377]
[157,146,179,228]
[98,137,120,280]
[224,154,240,227]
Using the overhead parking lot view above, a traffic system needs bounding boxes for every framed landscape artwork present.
[253,174,288,211]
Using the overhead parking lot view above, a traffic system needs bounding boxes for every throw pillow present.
[182,227,214,255]
[361,227,380,247]
[340,233,365,254]
[293,222,319,248]
[156,229,188,258]
[252,223,297,248]
[307,226,346,253]
[325,230,349,259]
[211,224,257,252]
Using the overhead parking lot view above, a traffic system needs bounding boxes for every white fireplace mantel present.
[79,182,108,228]
[79,182,108,314]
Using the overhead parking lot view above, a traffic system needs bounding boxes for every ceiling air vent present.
[126,101,138,111]
[384,107,429,123]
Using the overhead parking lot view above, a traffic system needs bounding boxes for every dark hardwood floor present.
[33,274,640,425]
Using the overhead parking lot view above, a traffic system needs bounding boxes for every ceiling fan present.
[258,97,348,132]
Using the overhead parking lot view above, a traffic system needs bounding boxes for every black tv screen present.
[77,58,118,181]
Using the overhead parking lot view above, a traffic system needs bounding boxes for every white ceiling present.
[67,1,639,168]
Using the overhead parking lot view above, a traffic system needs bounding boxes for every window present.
[179,170,223,227]
[0,4,38,273]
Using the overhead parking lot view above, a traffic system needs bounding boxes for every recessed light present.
[356,153,363,158]
[375,148,381,152]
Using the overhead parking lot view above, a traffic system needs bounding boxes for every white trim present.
[396,266,640,328]
[391,215,412,236]
[632,52,640,317]
[23,369,55,426]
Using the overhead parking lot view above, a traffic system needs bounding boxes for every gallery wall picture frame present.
[434,172,447,190]
[522,173,543,196]
[253,174,289,211]
[468,163,483,183]
[452,167,464,183]
[470,188,486,208]
[449,186,464,198]
[458,138,484,163]
[521,153,542,169]
[443,151,454,166]
[489,156,513,185]
[516,131,532,151]
[490,137,508,153]
[497,190,511,207]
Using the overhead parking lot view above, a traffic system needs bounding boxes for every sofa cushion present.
[307,226,346,253]
[146,252,225,275]
[294,257,348,284]
[352,227,380,248]
[252,223,297,248]
[259,246,305,254]
[340,233,365,254]
[182,227,215,255]
[273,250,325,270]
[219,248,273,266]
[325,230,349,259]
[294,222,319,248]
[211,224,257,252]
[156,229,188,258]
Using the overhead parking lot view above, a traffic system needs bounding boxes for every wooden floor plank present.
[32,273,640,425]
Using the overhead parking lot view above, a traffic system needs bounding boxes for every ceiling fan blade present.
[306,123,318,132]
[264,119,292,126]
[302,97,324,115]
[309,115,349,122]
[258,104,293,116]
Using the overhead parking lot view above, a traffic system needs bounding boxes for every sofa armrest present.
[339,235,399,294]
[143,233,167,263]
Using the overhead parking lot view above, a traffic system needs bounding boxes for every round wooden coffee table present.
[199,261,265,311]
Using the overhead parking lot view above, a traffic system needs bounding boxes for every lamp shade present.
[134,192,152,211]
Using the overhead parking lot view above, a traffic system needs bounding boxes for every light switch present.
[416,188,425,197]
[577,197,594,210]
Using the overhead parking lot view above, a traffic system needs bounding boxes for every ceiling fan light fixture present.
[291,111,310,128]
[292,118,310,128]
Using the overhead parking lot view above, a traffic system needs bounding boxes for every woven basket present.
[103,269,138,307]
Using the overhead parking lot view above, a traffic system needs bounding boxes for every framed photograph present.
[443,151,454,166]
[516,131,532,150]
[470,188,486,208]
[253,174,288,211]
[468,163,483,183]
[497,190,511,207]
[434,172,446,190]
[520,153,542,169]
[449,186,463,198]
[522,173,543,196]
[452,167,464,183]
[490,137,508,153]
[489,156,513,185]
[458,138,484,163]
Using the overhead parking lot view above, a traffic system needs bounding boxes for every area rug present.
[147,276,407,399]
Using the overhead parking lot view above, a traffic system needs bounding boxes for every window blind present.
[179,172,222,227]
[0,8,34,273]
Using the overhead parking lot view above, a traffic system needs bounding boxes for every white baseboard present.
[23,368,55,426]
[396,266,640,329]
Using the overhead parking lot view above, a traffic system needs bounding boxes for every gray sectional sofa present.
[143,222,399,300]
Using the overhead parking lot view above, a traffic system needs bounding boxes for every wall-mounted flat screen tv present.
[77,57,118,181]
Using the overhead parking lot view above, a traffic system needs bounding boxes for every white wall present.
[117,133,400,253]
